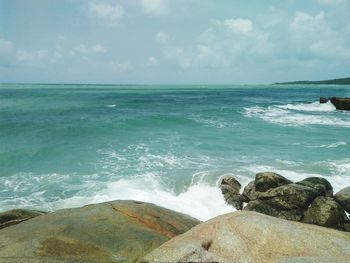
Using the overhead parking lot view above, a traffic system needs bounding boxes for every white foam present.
[189,115,227,129]
[105,104,116,108]
[53,177,234,221]
[245,163,350,192]
[0,172,233,221]
[306,142,347,148]
[277,101,336,112]
[244,103,350,127]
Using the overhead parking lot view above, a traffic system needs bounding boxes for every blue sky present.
[0,0,350,84]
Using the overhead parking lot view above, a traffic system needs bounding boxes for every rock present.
[335,187,350,213]
[0,209,46,229]
[142,211,350,263]
[296,177,333,197]
[0,200,199,263]
[302,196,347,230]
[255,172,292,192]
[320,97,329,103]
[220,176,245,210]
[242,180,263,201]
[330,97,350,111]
[244,200,303,221]
[224,194,245,210]
[260,184,317,210]
[220,176,241,196]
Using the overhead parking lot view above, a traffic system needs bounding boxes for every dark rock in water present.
[334,187,350,213]
[220,176,244,210]
[0,200,199,263]
[220,176,241,196]
[225,194,245,210]
[302,196,347,230]
[260,184,317,210]
[243,200,303,221]
[0,209,46,229]
[320,97,329,103]
[255,172,292,192]
[330,97,350,111]
[242,180,263,201]
[296,177,333,197]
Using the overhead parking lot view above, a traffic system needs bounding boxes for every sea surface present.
[1,84,350,220]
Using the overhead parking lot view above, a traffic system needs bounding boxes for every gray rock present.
[260,184,317,210]
[142,211,350,263]
[242,180,264,201]
[335,187,350,213]
[320,97,329,103]
[220,176,241,195]
[220,176,245,210]
[0,200,199,263]
[255,172,292,192]
[302,196,347,231]
[244,200,303,221]
[330,97,350,111]
[296,177,333,197]
[224,194,245,210]
[0,209,46,229]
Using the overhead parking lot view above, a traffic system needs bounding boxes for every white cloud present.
[73,44,107,55]
[0,39,14,54]
[156,18,273,70]
[289,11,350,59]
[147,56,158,66]
[91,44,107,54]
[141,0,168,15]
[111,61,132,72]
[155,31,169,44]
[0,38,55,68]
[290,11,325,31]
[88,2,123,27]
[219,18,253,35]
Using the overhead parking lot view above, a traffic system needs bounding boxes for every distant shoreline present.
[275,77,350,85]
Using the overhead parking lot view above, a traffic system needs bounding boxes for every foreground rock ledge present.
[0,200,199,263]
[142,211,350,263]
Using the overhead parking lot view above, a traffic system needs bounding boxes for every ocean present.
[1,84,349,220]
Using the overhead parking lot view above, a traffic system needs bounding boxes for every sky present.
[0,0,350,84]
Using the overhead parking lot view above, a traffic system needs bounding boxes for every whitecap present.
[277,101,336,112]
[105,104,116,108]
[243,102,350,127]
[49,176,234,221]
[306,142,347,148]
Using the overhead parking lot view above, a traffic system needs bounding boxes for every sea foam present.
[244,101,350,127]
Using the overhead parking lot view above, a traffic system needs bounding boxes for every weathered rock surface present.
[0,200,199,263]
[242,180,260,201]
[221,173,350,231]
[220,175,241,195]
[255,172,292,192]
[335,187,350,213]
[320,97,329,103]
[260,184,317,210]
[0,209,46,229]
[330,97,350,111]
[296,177,333,197]
[142,211,350,263]
[302,196,347,230]
[244,200,304,221]
[220,176,244,209]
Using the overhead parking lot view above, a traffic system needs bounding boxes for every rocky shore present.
[0,173,350,262]
[220,172,350,232]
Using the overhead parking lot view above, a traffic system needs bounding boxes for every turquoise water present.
[1,84,350,220]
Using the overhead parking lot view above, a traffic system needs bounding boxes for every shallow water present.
[1,84,350,220]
